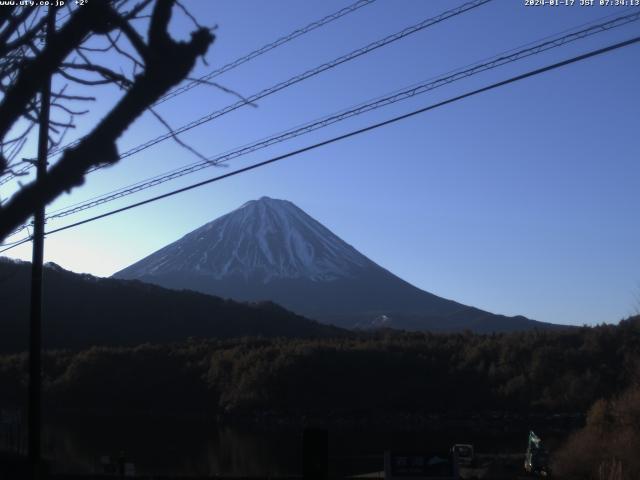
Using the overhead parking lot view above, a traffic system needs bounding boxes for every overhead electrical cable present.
[0,0,377,184]
[0,0,493,186]
[0,236,32,251]
[41,6,640,220]
[30,10,640,225]
[2,34,637,254]
[93,0,493,165]
[0,0,375,185]
[154,0,377,106]
[0,238,32,254]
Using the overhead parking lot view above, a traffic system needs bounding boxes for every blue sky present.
[2,0,639,326]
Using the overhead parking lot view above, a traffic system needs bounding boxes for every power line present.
[0,237,31,254]
[0,0,493,187]
[38,7,640,217]
[33,10,640,225]
[2,34,636,253]
[0,0,377,185]
[154,0,377,106]
[95,0,492,167]
[0,236,32,251]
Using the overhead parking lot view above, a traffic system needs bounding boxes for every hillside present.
[114,197,561,333]
[1,316,637,416]
[0,258,344,353]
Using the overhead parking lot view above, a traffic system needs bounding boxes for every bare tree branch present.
[61,61,133,87]
[148,107,210,163]
[0,0,214,240]
[185,76,257,107]
[0,2,118,141]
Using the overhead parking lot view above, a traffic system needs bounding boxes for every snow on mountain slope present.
[116,197,374,283]
[114,197,553,332]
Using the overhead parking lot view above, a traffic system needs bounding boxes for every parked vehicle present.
[451,444,474,467]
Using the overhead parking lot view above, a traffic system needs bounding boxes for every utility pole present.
[28,6,55,479]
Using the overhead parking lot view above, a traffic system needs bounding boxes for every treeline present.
[553,381,640,479]
[0,258,343,354]
[1,316,638,419]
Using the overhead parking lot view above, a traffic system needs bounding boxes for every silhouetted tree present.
[2,315,637,417]
[0,0,214,241]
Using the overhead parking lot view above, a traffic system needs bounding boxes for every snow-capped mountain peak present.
[113,196,545,333]
[116,197,372,282]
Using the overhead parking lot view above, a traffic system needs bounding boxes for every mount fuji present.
[113,197,556,332]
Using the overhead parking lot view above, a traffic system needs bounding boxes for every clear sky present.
[2,0,639,326]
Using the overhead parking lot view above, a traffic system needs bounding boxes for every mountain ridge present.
[117,196,374,283]
[0,257,344,353]
[114,197,561,332]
